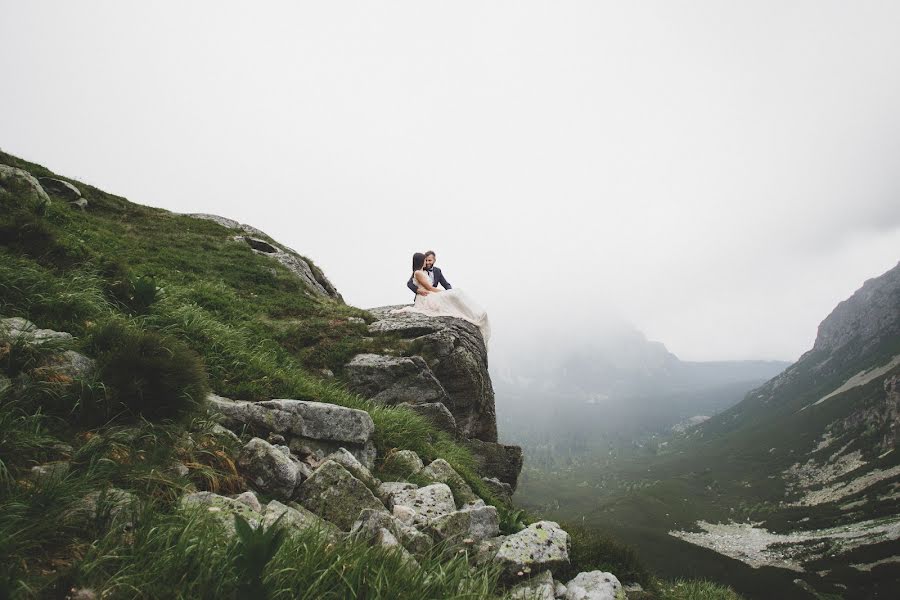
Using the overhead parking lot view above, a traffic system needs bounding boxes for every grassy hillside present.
[0,150,744,599]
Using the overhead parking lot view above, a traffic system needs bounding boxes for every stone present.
[297,460,388,531]
[38,177,81,201]
[185,213,342,300]
[70,488,138,532]
[288,437,377,471]
[564,571,623,600]
[555,580,569,598]
[473,535,507,566]
[350,508,433,557]
[482,476,513,502]
[465,438,523,491]
[376,481,417,507]
[494,521,570,580]
[180,491,262,535]
[420,458,478,506]
[391,483,456,527]
[262,499,338,536]
[210,423,240,444]
[234,491,263,513]
[427,503,499,543]
[0,164,51,209]
[509,571,556,600]
[397,402,459,437]
[72,197,89,210]
[0,317,73,347]
[209,395,374,445]
[237,438,302,500]
[392,505,416,526]
[344,354,451,406]
[31,350,96,381]
[30,462,70,480]
[367,306,497,442]
[326,447,379,489]
[382,450,424,478]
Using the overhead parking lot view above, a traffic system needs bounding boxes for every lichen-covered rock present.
[234,491,262,513]
[345,354,451,406]
[72,488,137,531]
[350,508,433,557]
[556,580,569,598]
[382,449,424,478]
[564,571,623,600]
[31,350,96,381]
[420,458,478,506]
[262,499,339,537]
[428,503,499,543]
[208,395,376,468]
[0,164,51,209]
[391,483,456,527]
[367,307,497,442]
[376,481,418,507]
[38,177,81,201]
[397,402,459,437]
[297,460,388,531]
[473,535,507,566]
[465,438,523,491]
[509,571,556,600]
[0,317,73,347]
[494,521,570,580]
[237,437,302,499]
[326,447,379,489]
[180,491,262,535]
[482,476,513,502]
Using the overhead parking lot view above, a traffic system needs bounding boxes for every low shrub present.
[87,321,209,422]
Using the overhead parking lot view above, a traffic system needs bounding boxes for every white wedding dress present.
[392,270,491,344]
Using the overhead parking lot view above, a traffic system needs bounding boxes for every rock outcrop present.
[0,164,51,209]
[185,213,342,300]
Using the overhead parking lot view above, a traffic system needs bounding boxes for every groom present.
[407,250,452,297]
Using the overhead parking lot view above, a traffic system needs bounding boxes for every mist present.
[3,0,899,371]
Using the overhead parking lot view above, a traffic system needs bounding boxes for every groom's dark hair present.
[412,252,426,271]
[424,250,436,258]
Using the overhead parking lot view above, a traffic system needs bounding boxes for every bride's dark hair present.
[412,252,426,271]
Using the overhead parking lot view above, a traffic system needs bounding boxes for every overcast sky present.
[3,1,899,362]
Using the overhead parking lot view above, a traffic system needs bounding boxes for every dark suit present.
[407,267,452,297]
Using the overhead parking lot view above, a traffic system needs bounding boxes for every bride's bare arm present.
[414,271,441,292]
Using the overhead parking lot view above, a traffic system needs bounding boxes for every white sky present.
[2,1,899,362]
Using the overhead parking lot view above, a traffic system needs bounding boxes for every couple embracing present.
[392,250,491,344]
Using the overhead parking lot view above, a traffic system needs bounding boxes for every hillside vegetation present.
[0,150,742,599]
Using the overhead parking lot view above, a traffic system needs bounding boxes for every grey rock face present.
[180,491,262,535]
[185,213,342,300]
[481,477,513,502]
[564,571,623,600]
[397,402,459,437]
[326,447,379,489]
[297,460,388,531]
[382,449,424,478]
[38,177,81,201]
[367,306,497,442]
[0,164,51,209]
[32,350,96,380]
[391,483,456,527]
[428,503,499,543]
[465,438,524,491]
[509,571,556,600]
[350,508,433,557]
[494,521,571,580]
[345,354,451,406]
[420,459,478,506]
[208,395,376,468]
[237,437,302,499]
[376,481,417,508]
[262,499,338,536]
[0,317,73,347]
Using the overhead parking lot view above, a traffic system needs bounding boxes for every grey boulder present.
[494,521,570,580]
[38,177,82,202]
[390,483,456,527]
[0,164,51,209]
[564,571,623,600]
[420,458,478,506]
[326,447,379,489]
[344,354,451,406]
[350,508,433,557]
[397,402,459,437]
[509,571,556,600]
[237,438,303,499]
[180,491,262,535]
[297,460,388,531]
[428,503,499,543]
[381,449,424,478]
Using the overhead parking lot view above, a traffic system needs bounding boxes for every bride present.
[393,252,491,344]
